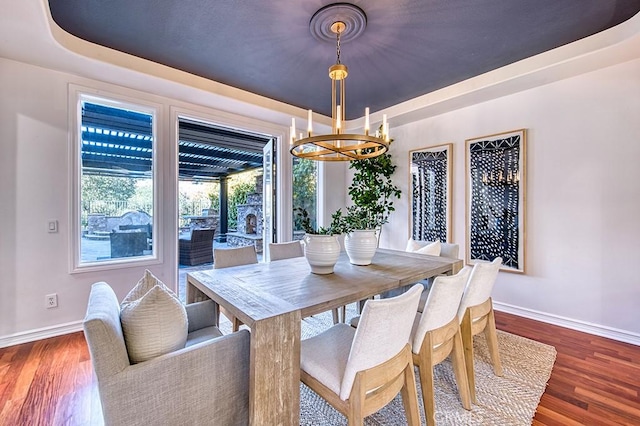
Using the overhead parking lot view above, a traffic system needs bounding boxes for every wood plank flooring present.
[1,311,639,425]
[495,313,640,425]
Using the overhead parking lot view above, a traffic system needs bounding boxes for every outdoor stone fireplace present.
[226,175,264,253]
[245,214,257,234]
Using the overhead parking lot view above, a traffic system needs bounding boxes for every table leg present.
[186,276,210,304]
[249,311,302,425]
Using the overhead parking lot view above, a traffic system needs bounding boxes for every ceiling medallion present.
[290,3,390,162]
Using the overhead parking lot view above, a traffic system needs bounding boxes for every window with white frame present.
[74,93,157,269]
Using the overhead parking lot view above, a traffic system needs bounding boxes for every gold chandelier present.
[290,13,390,161]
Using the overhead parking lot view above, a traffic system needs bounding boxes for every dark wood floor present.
[1,311,639,425]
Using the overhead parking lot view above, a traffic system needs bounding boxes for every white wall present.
[0,57,331,345]
[381,58,640,341]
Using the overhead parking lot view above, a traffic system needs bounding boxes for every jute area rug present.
[223,304,557,425]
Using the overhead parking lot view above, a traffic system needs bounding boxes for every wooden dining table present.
[186,248,462,425]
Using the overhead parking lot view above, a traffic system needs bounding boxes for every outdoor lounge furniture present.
[83,281,250,425]
[110,230,147,258]
[179,228,215,266]
[119,223,152,250]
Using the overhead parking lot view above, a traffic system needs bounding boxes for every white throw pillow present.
[415,240,441,256]
[406,238,441,256]
[405,238,421,252]
[120,271,188,364]
[122,269,178,305]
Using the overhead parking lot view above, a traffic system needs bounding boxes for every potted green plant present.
[294,207,341,274]
[342,133,402,264]
[347,134,401,231]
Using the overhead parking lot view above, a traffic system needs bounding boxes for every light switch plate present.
[48,220,58,233]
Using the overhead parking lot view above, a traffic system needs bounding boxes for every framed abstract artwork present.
[465,129,526,273]
[409,143,452,243]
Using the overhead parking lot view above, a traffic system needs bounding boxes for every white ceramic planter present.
[345,229,378,265]
[303,233,341,274]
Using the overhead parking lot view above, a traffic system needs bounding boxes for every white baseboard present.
[494,301,640,346]
[2,304,639,349]
[0,320,84,349]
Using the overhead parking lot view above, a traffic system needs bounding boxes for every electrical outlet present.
[46,293,58,309]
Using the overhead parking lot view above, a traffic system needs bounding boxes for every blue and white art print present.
[410,144,452,243]
[466,130,526,273]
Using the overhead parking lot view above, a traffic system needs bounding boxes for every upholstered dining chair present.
[300,284,424,426]
[458,257,503,403]
[214,245,258,269]
[213,245,259,331]
[269,241,346,324]
[268,240,303,261]
[409,240,461,313]
[380,239,460,308]
[410,267,472,424]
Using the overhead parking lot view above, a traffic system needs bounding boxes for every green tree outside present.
[292,158,317,231]
[81,175,139,225]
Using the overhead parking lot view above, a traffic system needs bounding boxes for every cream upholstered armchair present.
[83,282,250,426]
[458,257,503,403]
[410,267,472,424]
[300,284,424,425]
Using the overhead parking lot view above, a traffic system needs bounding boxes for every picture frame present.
[409,143,452,243]
[465,129,526,273]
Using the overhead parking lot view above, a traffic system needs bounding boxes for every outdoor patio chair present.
[110,230,147,258]
[179,228,215,266]
[119,223,152,250]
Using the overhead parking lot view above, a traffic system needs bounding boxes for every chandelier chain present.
[336,27,342,64]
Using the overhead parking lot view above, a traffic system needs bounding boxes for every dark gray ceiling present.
[49,1,640,119]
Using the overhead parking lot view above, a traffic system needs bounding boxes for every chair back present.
[269,241,303,261]
[190,228,215,243]
[214,245,258,269]
[340,284,423,400]
[408,239,460,259]
[457,257,502,321]
[412,267,470,351]
[439,243,460,259]
[83,282,131,379]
